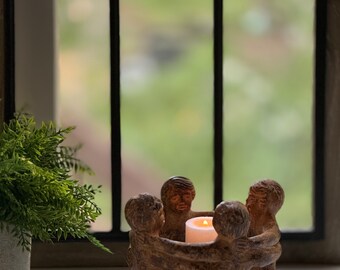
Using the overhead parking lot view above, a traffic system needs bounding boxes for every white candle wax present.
[185,216,217,243]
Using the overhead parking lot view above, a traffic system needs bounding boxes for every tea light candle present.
[185,216,217,243]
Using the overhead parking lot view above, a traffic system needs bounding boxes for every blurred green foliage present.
[57,0,314,230]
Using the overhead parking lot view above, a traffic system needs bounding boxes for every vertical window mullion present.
[110,0,123,234]
[311,0,326,239]
[213,0,224,207]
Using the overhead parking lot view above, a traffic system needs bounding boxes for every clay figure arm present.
[248,223,281,248]
[157,237,223,262]
[142,234,224,262]
[240,242,282,268]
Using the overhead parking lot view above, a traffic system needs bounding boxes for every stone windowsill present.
[31,266,340,270]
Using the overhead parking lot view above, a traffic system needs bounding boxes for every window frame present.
[109,0,328,241]
[3,0,340,267]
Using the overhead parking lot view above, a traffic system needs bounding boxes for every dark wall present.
[0,0,5,128]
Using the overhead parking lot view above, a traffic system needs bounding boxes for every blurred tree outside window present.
[56,0,112,232]
[223,0,313,229]
[57,0,313,232]
[120,0,214,231]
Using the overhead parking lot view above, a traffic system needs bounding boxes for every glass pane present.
[56,0,112,232]
[223,0,313,229]
[120,0,214,231]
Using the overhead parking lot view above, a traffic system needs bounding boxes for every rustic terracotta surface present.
[125,178,283,269]
[0,0,4,127]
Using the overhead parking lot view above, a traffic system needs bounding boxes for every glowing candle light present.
[185,216,217,243]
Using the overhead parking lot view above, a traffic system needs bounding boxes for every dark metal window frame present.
[4,0,327,243]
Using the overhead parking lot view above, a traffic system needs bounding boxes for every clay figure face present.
[168,188,194,213]
[246,189,267,216]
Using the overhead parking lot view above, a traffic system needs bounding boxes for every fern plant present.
[0,113,110,252]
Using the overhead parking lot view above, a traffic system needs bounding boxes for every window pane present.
[223,0,313,229]
[56,0,112,232]
[120,0,214,231]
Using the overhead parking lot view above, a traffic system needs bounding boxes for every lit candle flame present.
[203,220,209,226]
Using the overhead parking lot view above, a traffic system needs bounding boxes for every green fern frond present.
[0,113,110,253]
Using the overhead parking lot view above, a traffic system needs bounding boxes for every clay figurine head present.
[213,201,250,240]
[125,193,165,235]
[161,176,196,213]
[246,179,285,217]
